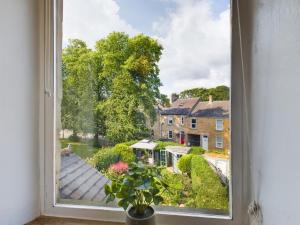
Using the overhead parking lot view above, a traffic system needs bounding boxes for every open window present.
[42,0,247,224]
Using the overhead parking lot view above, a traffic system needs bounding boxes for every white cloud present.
[63,0,138,48]
[155,0,230,95]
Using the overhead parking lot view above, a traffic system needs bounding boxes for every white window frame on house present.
[168,130,173,139]
[216,136,224,148]
[40,0,249,224]
[181,115,184,125]
[191,118,197,129]
[168,116,173,125]
[216,119,224,131]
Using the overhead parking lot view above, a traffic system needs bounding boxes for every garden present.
[61,138,229,211]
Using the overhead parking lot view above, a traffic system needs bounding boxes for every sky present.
[63,0,230,96]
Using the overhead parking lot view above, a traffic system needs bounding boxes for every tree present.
[61,39,92,137]
[95,32,163,143]
[179,86,230,101]
[61,33,164,144]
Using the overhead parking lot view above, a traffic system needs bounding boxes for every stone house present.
[153,94,230,151]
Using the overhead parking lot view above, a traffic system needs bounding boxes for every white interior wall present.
[248,0,300,224]
[0,0,40,224]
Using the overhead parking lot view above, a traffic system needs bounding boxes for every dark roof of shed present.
[190,100,229,118]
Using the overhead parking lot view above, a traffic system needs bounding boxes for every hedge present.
[188,146,205,155]
[87,144,136,171]
[177,154,194,176]
[189,155,228,209]
[154,141,182,151]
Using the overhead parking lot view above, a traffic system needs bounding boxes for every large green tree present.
[179,85,230,101]
[61,33,164,144]
[95,32,163,143]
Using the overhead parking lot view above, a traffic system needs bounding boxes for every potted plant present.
[104,161,169,225]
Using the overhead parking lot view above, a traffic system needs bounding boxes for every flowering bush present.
[109,161,128,174]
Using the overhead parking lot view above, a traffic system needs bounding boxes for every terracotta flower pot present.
[126,206,156,225]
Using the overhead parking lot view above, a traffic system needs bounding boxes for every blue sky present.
[63,0,230,96]
[115,0,229,36]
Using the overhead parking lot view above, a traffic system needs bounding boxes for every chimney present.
[171,93,179,103]
[209,95,213,103]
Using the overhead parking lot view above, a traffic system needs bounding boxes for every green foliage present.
[159,94,171,107]
[104,162,169,216]
[68,134,81,142]
[160,169,192,206]
[90,148,120,171]
[60,139,99,159]
[88,143,136,171]
[189,156,228,209]
[177,154,194,176]
[179,85,230,101]
[118,140,138,147]
[62,33,165,144]
[114,144,136,163]
[96,32,163,143]
[188,146,205,155]
[154,141,182,151]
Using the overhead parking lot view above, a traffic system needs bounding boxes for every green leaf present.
[104,184,112,195]
[118,198,129,210]
[153,196,163,205]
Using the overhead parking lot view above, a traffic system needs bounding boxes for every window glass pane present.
[56,0,231,215]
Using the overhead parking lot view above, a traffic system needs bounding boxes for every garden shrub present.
[68,134,81,142]
[154,141,182,151]
[188,146,205,155]
[90,148,120,171]
[177,154,194,176]
[113,144,136,163]
[190,155,228,209]
[117,140,138,147]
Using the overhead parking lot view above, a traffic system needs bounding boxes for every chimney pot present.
[171,93,179,103]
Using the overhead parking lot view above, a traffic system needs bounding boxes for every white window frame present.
[40,0,249,224]
[181,115,184,125]
[168,130,173,139]
[216,136,224,148]
[191,118,197,129]
[216,119,224,131]
[168,116,173,125]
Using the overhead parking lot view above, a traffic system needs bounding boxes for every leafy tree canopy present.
[179,85,230,101]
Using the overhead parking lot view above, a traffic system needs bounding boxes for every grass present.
[60,139,99,159]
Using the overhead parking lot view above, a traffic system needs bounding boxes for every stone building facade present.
[152,96,230,151]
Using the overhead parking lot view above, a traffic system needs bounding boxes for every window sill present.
[26,216,124,225]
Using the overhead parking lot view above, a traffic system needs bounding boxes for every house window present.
[216,136,224,148]
[216,119,224,131]
[181,116,184,125]
[191,118,197,129]
[168,130,173,139]
[168,116,173,125]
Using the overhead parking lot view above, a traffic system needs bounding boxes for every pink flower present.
[110,161,128,174]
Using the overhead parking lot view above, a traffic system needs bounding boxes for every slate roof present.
[190,100,229,118]
[59,153,116,205]
[160,98,200,115]
[160,98,229,118]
